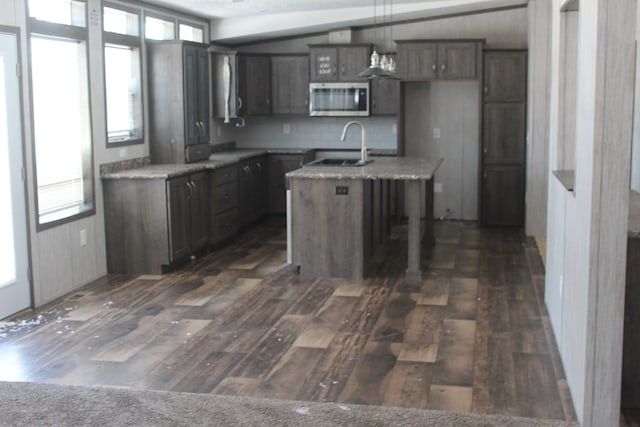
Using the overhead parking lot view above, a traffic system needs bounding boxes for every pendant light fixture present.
[358,0,398,79]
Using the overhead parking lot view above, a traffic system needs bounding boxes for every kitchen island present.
[287,156,443,282]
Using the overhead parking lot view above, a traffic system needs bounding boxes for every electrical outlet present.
[283,123,291,134]
[433,128,441,139]
[434,182,443,193]
[392,124,397,135]
[80,229,87,247]
[119,148,127,159]
[335,186,349,195]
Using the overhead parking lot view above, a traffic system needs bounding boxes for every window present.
[28,0,94,228]
[145,15,175,40]
[28,0,86,27]
[179,23,204,43]
[103,5,143,145]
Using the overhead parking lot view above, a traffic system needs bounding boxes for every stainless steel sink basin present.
[304,158,373,167]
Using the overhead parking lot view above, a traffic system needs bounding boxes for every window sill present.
[37,204,95,231]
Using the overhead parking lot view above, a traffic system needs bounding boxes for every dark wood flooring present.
[0,217,576,422]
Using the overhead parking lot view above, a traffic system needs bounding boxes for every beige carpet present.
[0,381,579,426]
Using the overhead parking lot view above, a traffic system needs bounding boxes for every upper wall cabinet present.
[271,55,310,115]
[397,41,481,81]
[483,51,527,102]
[148,41,210,164]
[239,55,272,116]
[309,45,371,82]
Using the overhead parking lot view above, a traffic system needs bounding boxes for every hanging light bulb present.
[357,0,399,79]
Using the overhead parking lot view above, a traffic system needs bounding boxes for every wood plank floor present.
[0,217,576,422]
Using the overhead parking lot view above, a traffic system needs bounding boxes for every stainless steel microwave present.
[309,82,369,117]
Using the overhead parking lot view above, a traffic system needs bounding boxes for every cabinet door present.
[371,78,399,115]
[271,56,310,115]
[310,47,338,81]
[483,103,526,164]
[338,46,370,81]
[196,47,210,142]
[437,43,477,80]
[397,42,438,81]
[268,155,304,214]
[189,172,210,251]
[483,51,527,102]
[242,55,272,115]
[481,165,525,226]
[238,162,253,227]
[183,46,199,145]
[253,156,268,219]
[167,176,191,261]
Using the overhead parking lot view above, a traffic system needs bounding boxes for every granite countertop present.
[286,157,443,181]
[630,190,640,238]
[101,148,317,180]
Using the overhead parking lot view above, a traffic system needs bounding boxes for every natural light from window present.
[28,0,86,27]
[103,6,139,36]
[145,16,175,40]
[105,44,142,143]
[31,36,92,224]
[179,24,204,43]
[0,59,17,288]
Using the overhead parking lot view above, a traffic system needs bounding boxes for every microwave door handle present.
[354,89,359,107]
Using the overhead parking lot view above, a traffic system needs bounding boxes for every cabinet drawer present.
[214,181,238,213]
[214,165,238,185]
[214,208,239,242]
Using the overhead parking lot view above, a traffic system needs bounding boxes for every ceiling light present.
[358,0,398,80]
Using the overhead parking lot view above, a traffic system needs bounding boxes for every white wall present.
[631,2,640,192]
[544,0,636,425]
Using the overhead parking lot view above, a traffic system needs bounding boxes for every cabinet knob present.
[432,64,436,72]
[441,64,446,72]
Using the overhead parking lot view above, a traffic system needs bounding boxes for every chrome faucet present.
[340,121,367,165]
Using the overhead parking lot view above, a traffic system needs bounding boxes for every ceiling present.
[143,0,528,43]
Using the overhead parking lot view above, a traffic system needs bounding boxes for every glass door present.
[0,30,30,319]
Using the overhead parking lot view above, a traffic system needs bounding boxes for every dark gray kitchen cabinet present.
[239,55,272,115]
[482,103,526,164]
[210,165,239,244]
[148,41,210,164]
[481,165,525,227]
[371,77,399,115]
[397,42,438,81]
[239,155,268,227]
[309,45,371,82]
[481,50,527,227]
[271,55,310,115]
[483,50,527,102]
[397,41,479,81]
[268,152,314,214]
[103,171,210,275]
[167,172,210,261]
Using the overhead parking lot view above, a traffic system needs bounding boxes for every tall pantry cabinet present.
[480,50,527,226]
[147,41,211,164]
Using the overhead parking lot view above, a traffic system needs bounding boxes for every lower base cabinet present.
[103,172,209,274]
[210,165,239,244]
[481,165,525,227]
[268,152,314,214]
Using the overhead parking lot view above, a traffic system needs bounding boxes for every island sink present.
[304,158,373,167]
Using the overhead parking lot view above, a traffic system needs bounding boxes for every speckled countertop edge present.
[286,157,443,181]
[630,190,640,238]
[101,148,316,180]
